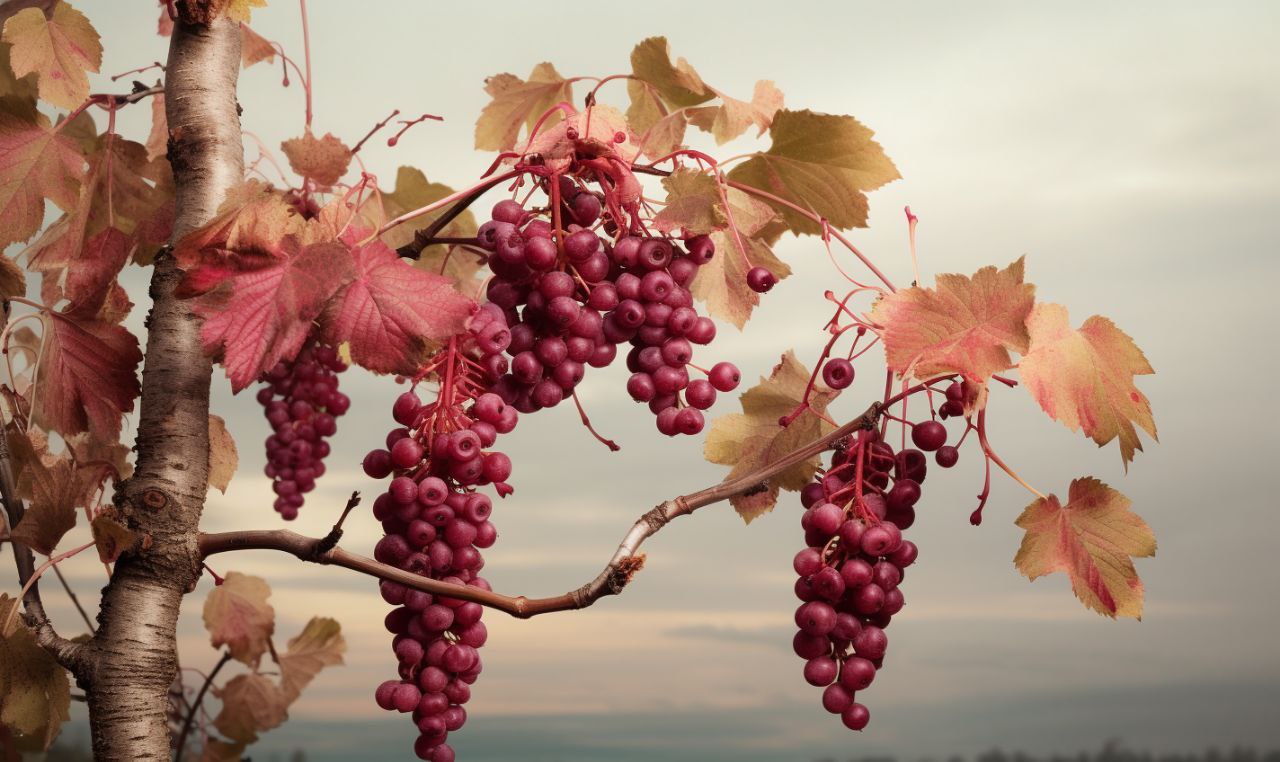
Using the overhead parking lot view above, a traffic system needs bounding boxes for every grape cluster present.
[365,312,518,762]
[478,180,740,436]
[257,343,350,520]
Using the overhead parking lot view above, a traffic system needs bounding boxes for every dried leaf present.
[212,672,287,743]
[629,36,714,109]
[144,90,166,161]
[691,186,790,329]
[517,103,638,173]
[222,0,266,24]
[280,129,351,187]
[207,414,237,493]
[687,80,784,144]
[1019,303,1157,467]
[1,2,102,109]
[1014,477,1155,619]
[202,571,275,666]
[239,22,274,68]
[0,253,24,299]
[0,607,70,750]
[474,62,572,152]
[90,508,138,563]
[278,616,345,703]
[705,351,838,522]
[652,168,726,235]
[378,165,478,256]
[0,107,86,247]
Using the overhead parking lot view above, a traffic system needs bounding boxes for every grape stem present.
[389,170,525,258]
[198,399,889,618]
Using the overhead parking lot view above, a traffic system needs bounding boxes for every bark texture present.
[82,13,242,761]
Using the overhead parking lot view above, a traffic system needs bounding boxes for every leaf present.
[629,36,714,109]
[0,253,24,299]
[871,257,1036,383]
[173,180,303,265]
[727,109,899,235]
[207,414,237,493]
[65,431,132,480]
[184,238,354,392]
[518,103,639,173]
[692,186,790,329]
[1019,303,1157,467]
[90,507,138,563]
[687,80,784,145]
[212,672,287,743]
[2,2,102,109]
[12,455,86,555]
[199,738,247,762]
[145,90,167,160]
[278,616,345,703]
[0,40,38,102]
[222,0,267,24]
[634,109,687,162]
[281,129,351,187]
[202,571,275,666]
[1014,477,1155,619]
[321,232,473,375]
[59,225,130,314]
[0,607,70,750]
[0,108,86,247]
[31,310,141,442]
[705,351,838,522]
[474,62,572,152]
[239,23,274,67]
[652,168,726,235]
[378,165,478,255]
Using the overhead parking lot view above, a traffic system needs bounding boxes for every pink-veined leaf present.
[1,2,102,110]
[31,309,142,441]
[202,571,274,666]
[0,108,85,247]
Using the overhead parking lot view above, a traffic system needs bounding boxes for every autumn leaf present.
[652,168,726,236]
[212,672,287,743]
[222,0,267,24]
[208,414,237,493]
[58,225,130,314]
[239,23,274,67]
[199,738,246,762]
[629,36,714,109]
[2,2,102,109]
[11,454,89,555]
[705,351,838,522]
[65,430,132,481]
[1014,477,1155,619]
[0,604,70,751]
[145,90,167,160]
[281,129,351,187]
[185,238,354,392]
[474,62,572,152]
[691,186,790,329]
[727,109,899,235]
[90,507,138,563]
[378,165,478,255]
[173,180,303,265]
[518,103,638,173]
[278,617,345,703]
[31,310,142,442]
[871,257,1036,384]
[687,80,785,145]
[1019,303,1157,467]
[321,233,473,375]
[0,253,24,299]
[0,108,86,247]
[203,571,274,666]
[0,40,37,101]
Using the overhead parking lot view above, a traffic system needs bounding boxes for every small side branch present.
[199,402,882,619]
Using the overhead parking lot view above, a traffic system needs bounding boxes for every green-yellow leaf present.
[652,168,726,236]
[378,166,479,273]
[727,109,899,235]
[691,186,790,329]
[0,600,71,750]
[203,572,275,666]
[1014,477,1155,619]
[212,672,287,743]
[208,413,237,493]
[278,616,345,703]
[474,63,572,152]
[629,36,714,109]
[2,2,102,110]
[705,350,838,522]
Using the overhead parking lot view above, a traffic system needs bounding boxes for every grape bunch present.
[257,342,350,520]
[365,309,517,762]
[478,178,740,436]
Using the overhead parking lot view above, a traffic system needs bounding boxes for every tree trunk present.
[82,11,242,761]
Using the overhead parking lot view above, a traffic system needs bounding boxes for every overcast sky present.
[6,1,1280,760]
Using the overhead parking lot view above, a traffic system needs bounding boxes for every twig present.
[200,401,884,618]
[173,651,231,762]
[390,170,524,259]
[306,491,360,560]
[52,563,95,633]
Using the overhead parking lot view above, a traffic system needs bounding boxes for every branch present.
[392,170,524,259]
[172,651,230,762]
[200,401,882,618]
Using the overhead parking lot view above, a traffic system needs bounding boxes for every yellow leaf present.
[239,22,274,68]
[223,0,267,24]
[687,80,785,145]
[278,616,345,703]
[90,507,138,563]
[705,351,838,522]
[1019,303,1156,468]
[1014,477,1155,619]
[652,168,726,236]
[212,672,287,743]
[2,2,102,110]
[691,187,789,329]
[629,37,714,109]
[0,606,71,750]
[727,109,899,235]
[202,572,275,666]
[207,414,238,493]
[280,129,351,187]
[474,63,572,152]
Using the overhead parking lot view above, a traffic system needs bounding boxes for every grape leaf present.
[58,225,130,314]
[0,253,24,299]
[652,168,726,235]
[0,604,70,751]
[629,36,714,109]
[203,571,274,666]
[11,454,86,555]
[871,257,1036,383]
[0,108,86,247]
[691,186,790,329]
[208,413,237,493]
[705,351,838,522]
[280,130,351,187]
[1,2,102,109]
[222,0,266,24]
[239,23,274,67]
[1014,477,1155,619]
[31,310,142,441]
[1018,303,1157,467]
[474,62,572,152]
[0,39,38,101]
[687,80,784,145]
[277,616,345,703]
[634,110,687,162]
[184,238,354,392]
[378,165,478,256]
[65,430,132,480]
[212,672,287,743]
[518,103,639,173]
[321,232,474,375]
[89,507,138,563]
[727,109,899,235]
[145,90,166,160]
[173,180,303,266]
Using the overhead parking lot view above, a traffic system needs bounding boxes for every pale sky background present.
[5,1,1280,760]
